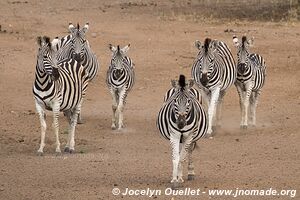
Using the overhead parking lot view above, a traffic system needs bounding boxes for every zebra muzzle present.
[177,115,187,130]
[238,63,246,74]
[200,73,208,86]
[72,53,82,63]
[114,69,123,80]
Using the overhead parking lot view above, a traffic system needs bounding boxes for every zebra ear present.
[247,36,254,46]
[171,80,177,88]
[69,23,75,33]
[233,35,240,47]
[37,36,42,47]
[109,44,117,52]
[43,36,51,48]
[82,22,89,33]
[195,40,202,50]
[121,44,130,54]
[51,37,60,48]
[210,40,219,51]
[188,79,194,88]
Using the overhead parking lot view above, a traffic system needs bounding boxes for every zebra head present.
[233,35,254,74]
[36,36,59,81]
[68,22,89,63]
[194,38,218,87]
[109,44,130,79]
[171,75,194,130]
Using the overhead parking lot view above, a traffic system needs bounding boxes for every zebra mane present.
[115,45,122,57]
[77,23,80,29]
[179,75,186,90]
[204,38,212,53]
[242,36,247,48]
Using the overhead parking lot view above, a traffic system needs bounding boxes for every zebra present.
[232,35,266,129]
[33,36,89,155]
[106,44,135,130]
[191,38,236,137]
[52,22,99,123]
[157,75,208,189]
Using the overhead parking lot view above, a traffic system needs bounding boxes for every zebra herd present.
[32,23,266,189]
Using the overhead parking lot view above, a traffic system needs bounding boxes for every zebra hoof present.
[64,147,70,153]
[111,124,117,130]
[77,120,84,125]
[37,151,44,156]
[171,182,182,190]
[69,149,75,154]
[188,174,195,181]
[55,152,62,156]
[240,125,248,129]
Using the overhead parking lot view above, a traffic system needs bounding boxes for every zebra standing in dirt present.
[33,36,89,155]
[52,22,99,123]
[233,35,266,128]
[191,38,236,137]
[106,44,135,130]
[157,75,208,189]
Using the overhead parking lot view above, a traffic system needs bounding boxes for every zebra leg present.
[236,83,246,128]
[178,134,193,183]
[117,88,127,130]
[207,87,220,137]
[177,143,184,183]
[64,110,72,152]
[67,106,80,153]
[52,102,61,154]
[110,89,118,130]
[77,106,83,124]
[242,83,253,129]
[215,91,225,129]
[36,102,46,155]
[249,91,259,127]
[170,134,181,188]
[200,89,210,107]
[187,142,196,180]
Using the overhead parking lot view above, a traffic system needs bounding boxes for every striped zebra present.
[191,38,236,137]
[33,36,89,155]
[106,44,135,130]
[233,35,266,129]
[52,22,99,123]
[157,75,208,189]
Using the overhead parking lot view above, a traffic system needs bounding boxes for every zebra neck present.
[34,65,54,88]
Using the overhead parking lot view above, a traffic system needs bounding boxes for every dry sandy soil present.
[0,1,299,200]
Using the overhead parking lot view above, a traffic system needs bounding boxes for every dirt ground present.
[0,1,299,200]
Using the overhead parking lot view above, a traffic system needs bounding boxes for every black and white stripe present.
[106,44,135,130]
[233,35,266,128]
[191,38,236,137]
[157,75,207,189]
[33,36,89,155]
[52,22,99,81]
[52,23,99,123]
